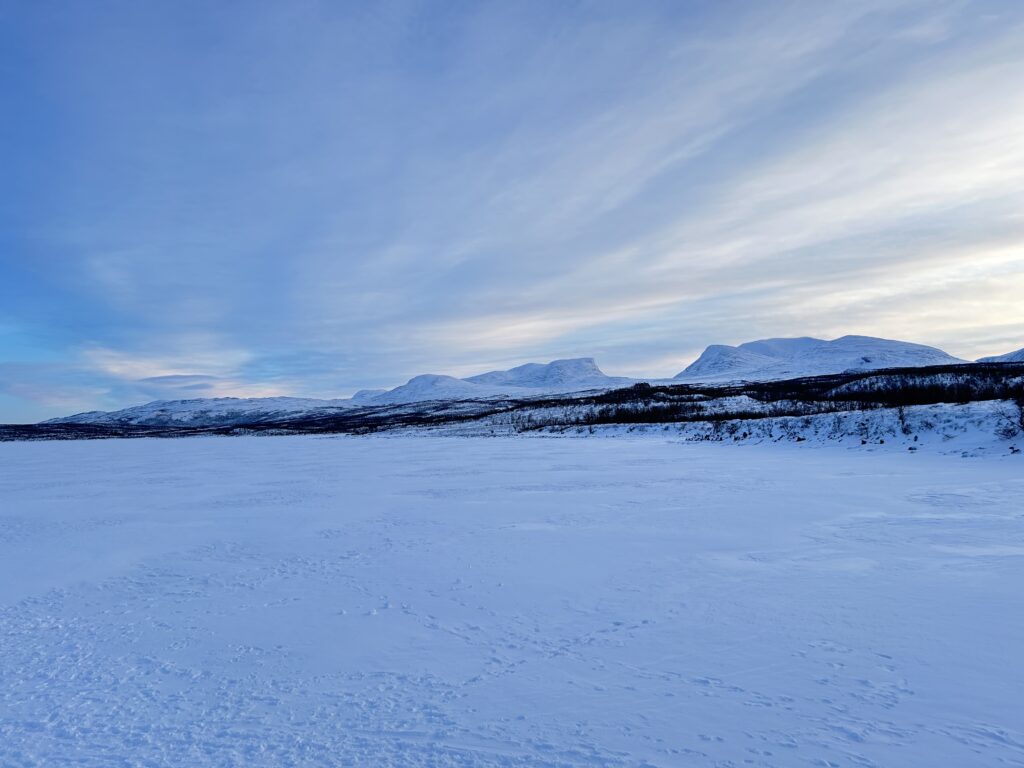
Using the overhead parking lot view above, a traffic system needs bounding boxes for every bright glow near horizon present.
[2,1,1024,421]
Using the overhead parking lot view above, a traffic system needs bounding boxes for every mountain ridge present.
[42,336,1022,427]
[977,347,1024,364]
[675,335,966,382]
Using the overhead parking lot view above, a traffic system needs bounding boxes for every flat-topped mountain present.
[465,357,623,389]
[363,358,632,405]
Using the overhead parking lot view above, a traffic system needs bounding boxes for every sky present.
[2,0,1024,422]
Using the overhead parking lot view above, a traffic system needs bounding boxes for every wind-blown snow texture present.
[1,436,1022,766]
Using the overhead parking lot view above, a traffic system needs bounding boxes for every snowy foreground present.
[1,436,1022,767]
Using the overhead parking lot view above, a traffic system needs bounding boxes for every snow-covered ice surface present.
[1,436,1022,767]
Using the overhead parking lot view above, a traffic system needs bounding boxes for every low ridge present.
[978,347,1024,364]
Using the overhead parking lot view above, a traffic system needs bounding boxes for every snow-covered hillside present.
[522,400,1024,455]
[676,344,780,379]
[677,335,965,382]
[362,358,632,405]
[978,347,1024,363]
[358,374,535,405]
[45,396,356,427]
[465,357,631,390]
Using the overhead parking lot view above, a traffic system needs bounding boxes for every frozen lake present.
[1,435,1022,767]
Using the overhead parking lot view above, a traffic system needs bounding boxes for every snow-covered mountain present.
[360,374,531,405]
[676,335,966,382]
[45,359,633,425]
[977,347,1024,363]
[677,345,780,379]
[46,396,356,427]
[43,340,984,427]
[349,388,388,403]
[361,358,632,405]
[465,358,629,389]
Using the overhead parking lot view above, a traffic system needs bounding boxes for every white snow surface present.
[1,435,1022,766]
[677,335,966,382]
[977,346,1024,363]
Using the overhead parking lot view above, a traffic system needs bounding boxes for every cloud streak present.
[2,0,1023,420]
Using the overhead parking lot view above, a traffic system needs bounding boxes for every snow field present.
[0,435,1022,766]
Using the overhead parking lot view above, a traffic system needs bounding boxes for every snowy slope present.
[732,336,823,359]
[677,335,965,382]
[542,400,1024,456]
[359,358,634,405]
[678,344,780,378]
[978,346,1024,363]
[359,374,534,405]
[349,388,388,403]
[465,357,630,389]
[46,396,356,427]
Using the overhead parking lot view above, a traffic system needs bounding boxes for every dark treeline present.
[508,399,867,432]
[743,364,1024,407]
[509,363,1024,431]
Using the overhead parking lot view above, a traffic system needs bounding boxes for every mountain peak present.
[677,335,965,381]
[464,357,608,388]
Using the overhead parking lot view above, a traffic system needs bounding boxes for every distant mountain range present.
[46,397,356,428]
[44,335,1022,427]
[361,358,635,405]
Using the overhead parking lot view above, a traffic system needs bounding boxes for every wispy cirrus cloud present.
[1,0,1023,420]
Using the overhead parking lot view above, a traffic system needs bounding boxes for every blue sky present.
[2,0,1024,421]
